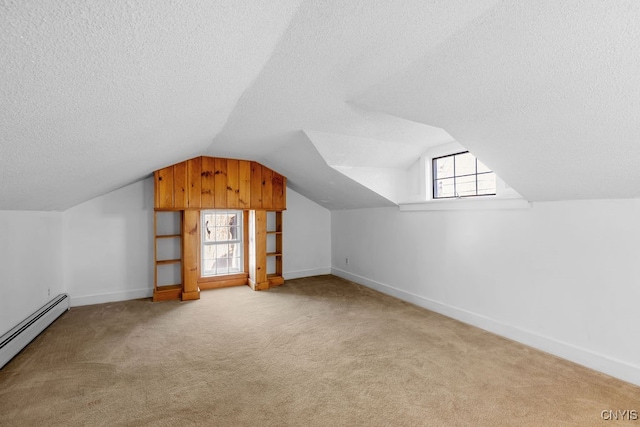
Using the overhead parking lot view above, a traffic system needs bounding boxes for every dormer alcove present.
[153,156,286,302]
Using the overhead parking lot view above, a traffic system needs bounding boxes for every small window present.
[201,210,243,277]
[433,151,496,199]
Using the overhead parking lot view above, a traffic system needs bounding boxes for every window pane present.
[455,152,476,176]
[227,214,239,240]
[435,178,455,198]
[455,175,477,197]
[201,210,244,277]
[202,244,219,275]
[477,172,497,195]
[216,215,228,240]
[229,226,240,241]
[203,243,215,263]
[434,156,454,179]
[229,253,242,273]
[216,244,230,275]
[433,151,495,199]
[203,215,215,242]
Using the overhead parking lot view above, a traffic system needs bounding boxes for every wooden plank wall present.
[154,157,286,211]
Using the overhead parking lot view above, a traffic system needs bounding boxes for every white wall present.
[0,211,65,336]
[331,199,640,386]
[61,180,330,306]
[283,188,331,278]
[63,178,155,306]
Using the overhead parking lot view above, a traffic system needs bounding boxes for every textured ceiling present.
[0,0,302,210]
[354,1,640,202]
[2,0,640,210]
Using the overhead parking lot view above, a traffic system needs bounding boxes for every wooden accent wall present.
[154,157,286,210]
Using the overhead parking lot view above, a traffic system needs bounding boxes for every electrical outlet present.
[345,257,349,265]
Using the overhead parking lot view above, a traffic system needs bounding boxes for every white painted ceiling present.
[2,1,640,210]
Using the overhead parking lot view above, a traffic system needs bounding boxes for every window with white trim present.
[201,210,243,277]
[433,151,496,199]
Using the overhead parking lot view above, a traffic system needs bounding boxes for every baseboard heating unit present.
[0,294,70,369]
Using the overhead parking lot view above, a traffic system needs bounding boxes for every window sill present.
[198,273,248,290]
[398,197,531,212]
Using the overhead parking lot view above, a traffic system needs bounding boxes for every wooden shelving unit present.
[266,211,284,287]
[152,156,287,300]
[153,211,183,301]
[248,210,284,290]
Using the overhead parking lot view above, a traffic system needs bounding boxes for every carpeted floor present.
[0,275,638,426]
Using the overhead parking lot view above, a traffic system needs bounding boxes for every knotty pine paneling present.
[250,162,263,209]
[226,159,240,209]
[187,157,202,209]
[173,162,188,209]
[154,156,286,211]
[214,158,227,208]
[155,167,174,209]
[238,160,251,209]
[262,166,273,209]
[201,156,215,208]
[272,173,285,210]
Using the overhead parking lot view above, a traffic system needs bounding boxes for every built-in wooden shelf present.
[155,284,181,290]
[152,156,288,301]
[156,259,181,265]
[267,273,284,287]
[153,284,182,302]
[154,211,183,302]
[266,211,283,288]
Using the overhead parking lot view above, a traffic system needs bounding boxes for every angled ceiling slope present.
[353,1,640,202]
[208,0,503,209]
[258,131,396,211]
[4,1,640,211]
[304,127,452,205]
[0,0,302,210]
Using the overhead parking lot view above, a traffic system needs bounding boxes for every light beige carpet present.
[0,275,638,426]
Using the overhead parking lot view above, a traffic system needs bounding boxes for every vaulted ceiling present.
[2,1,640,211]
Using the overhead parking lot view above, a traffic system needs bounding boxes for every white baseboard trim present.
[332,268,640,387]
[284,267,332,280]
[69,269,333,306]
[70,288,153,307]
